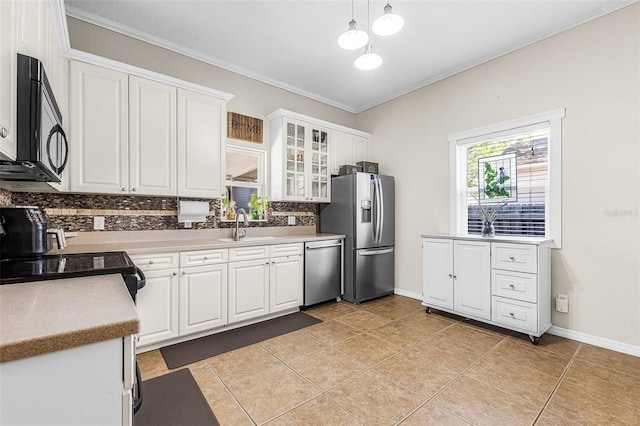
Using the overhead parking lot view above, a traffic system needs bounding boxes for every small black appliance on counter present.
[0,206,66,257]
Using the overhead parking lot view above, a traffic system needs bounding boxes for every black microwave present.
[0,54,68,182]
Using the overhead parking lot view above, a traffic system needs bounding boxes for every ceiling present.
[64,0,636,113]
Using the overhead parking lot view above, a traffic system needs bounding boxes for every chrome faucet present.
[234,208,249,241]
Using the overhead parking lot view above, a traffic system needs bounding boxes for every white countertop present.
[421,233,553,245]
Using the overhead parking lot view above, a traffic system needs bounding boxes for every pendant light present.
[372,2,404,36]
[337,0,368,50]
[355,0,382,71]
[355,44,383,71]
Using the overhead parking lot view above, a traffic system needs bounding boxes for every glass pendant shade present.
[372,3,404,36]
[354,45,383,71]
[338,19,369,50]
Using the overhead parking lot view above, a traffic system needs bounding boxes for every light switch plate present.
[93,216,105,230]
[287,216,296,225]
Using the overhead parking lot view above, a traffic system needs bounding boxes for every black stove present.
[0,251,144,299]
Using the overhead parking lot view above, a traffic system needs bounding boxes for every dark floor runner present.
[160,312,322,369]
[134,368,219,426]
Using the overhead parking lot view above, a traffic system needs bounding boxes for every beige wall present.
[357,4,640,347]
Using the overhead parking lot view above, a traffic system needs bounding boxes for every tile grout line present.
[531,342,584,425]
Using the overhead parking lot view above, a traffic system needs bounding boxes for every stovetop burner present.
[0,251,137,285]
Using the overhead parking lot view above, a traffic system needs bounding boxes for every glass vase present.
[482,221,495,237]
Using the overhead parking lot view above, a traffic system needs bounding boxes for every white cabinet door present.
[422,238,454,310]
[179,263,227,335]
[228,259,269,323]
[70,61,129,194]
[136,268,179,346]
[129,76,177,196]
[351,135,368,165]
[453,240,491,320]
[177,88,225,198]
[270,255,303,313]
[0,0,17,160]
[306,124,330,202]
[330,130,368,175]
[15,0,45,58]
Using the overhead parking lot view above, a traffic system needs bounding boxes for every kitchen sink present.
[217,236,282,243]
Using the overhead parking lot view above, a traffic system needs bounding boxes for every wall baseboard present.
[393,289,640,357]
[547,326,640,357]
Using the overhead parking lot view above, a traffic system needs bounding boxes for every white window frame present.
[223,144,267,221]
[448,108,565,248]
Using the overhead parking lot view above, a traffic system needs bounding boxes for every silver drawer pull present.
[204,256,209,260]
[149,260,154,264]
[509,256,515,261]
[509,283,515,288]
[509,312,515,317]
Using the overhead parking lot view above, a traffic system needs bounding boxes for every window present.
[223,145,266,221]
[449,109,564,247]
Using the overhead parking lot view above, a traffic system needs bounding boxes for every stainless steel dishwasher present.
[303,239,343,307]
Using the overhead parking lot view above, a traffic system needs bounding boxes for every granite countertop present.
[0,274,139,363]
[58,231,345,255]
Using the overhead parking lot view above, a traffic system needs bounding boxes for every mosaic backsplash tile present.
[7,192,318,232]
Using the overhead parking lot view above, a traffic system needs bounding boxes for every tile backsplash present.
[1,190,317,232]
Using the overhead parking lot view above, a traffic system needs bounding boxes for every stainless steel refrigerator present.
[320,172,394,303]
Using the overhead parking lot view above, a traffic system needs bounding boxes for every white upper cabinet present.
[0,0,17,160]
[177,89,226,198]
[70,61,229,197]
[129,76,177,196]
[268,110,332,203]
[330,129,369,175]
[70,61,129,194]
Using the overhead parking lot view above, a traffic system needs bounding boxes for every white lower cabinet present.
[228,243,304,324]
[135,267,179,347]
[228,258,270,323]
[133,243,303,348]
[422,236,552,343]
[0,337,130,426]
[422,238,491,320]
[270,255,304,313]
[132,249,229,347]
[179,263,227,335]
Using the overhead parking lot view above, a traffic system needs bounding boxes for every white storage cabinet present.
[422,235,552,344]
[228,243,303,324]
[330,129,369,175]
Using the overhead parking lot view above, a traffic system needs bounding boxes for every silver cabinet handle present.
[509,256,515,261]
[204,256,209,260]
[132,187,137,192]
[172,272,177,276]
[0,127,8,138]
[509,312,515,317]
[121,187,126,191]
[149,260,154,264]
[448,274,453,278]
[357,248,394,256]
[182,271,187,275]
[509,283,515,288]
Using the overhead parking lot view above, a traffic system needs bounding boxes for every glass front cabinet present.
[268,110,330,202]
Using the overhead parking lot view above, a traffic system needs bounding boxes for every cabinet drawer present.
[228,245,269,262]
[270,243,303,257]
[180,249,228,266]
[492,243,537,273]
[492,297,537,333]
[492,270,537,303]
[130,252,179,271]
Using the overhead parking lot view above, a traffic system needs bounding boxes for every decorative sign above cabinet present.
[228,112,263,144]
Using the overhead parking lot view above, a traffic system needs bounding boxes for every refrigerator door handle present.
[377,176,385,245]
[358,248,394,256]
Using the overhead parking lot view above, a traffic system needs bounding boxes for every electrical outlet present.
[556,293,569,312]
[93,216,105,231]
[287,216,296,225]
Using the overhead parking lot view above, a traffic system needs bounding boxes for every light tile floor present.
[137,295,640,425]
